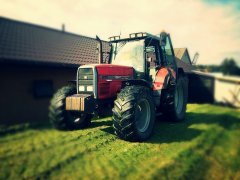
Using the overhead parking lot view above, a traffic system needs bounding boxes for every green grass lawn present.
[0,104,240,179]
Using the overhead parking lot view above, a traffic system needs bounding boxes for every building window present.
[33,80,53,98]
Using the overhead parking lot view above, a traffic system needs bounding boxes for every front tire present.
[112,86,155,141]
[49,85,92,130]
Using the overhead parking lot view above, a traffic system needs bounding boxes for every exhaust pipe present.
[96,35,103,64]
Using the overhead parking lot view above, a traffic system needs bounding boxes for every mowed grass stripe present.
[140,127,224,179]
[1,134,116,179]
[48,142,141,179]
[0,104,239,179]
[0,128,109,162]
[32,136,117,179]
[0,118,111,159]
[203,130,240,179]
[48,134,192,179]
[48,104,238,178]
[1,121,116,179]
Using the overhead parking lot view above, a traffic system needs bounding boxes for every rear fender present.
[153,68,170,91]
[153,67,171,107]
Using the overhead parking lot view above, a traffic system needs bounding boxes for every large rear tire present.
[49,85,91,130]
[112,86,155,141]
[167,75,188,121]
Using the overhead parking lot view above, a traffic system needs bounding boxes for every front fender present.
[122,79,152,89]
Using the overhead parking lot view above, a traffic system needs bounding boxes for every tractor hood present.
[95,64,134,79]
[79,64,134,99]
[80,64,134,80]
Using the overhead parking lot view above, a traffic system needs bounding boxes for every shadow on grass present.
[1,112,239,144]
[100,112,240,144]
[148,112,240,144]
[0,122,51,136]
[0,118,113,137]
[90,119,113,128]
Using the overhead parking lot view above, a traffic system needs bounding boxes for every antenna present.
[192,52,199,65]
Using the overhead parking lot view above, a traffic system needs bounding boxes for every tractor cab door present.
[159,33,177,85]
[144,38,161,83]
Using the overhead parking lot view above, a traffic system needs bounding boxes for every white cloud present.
[0,0,240,65]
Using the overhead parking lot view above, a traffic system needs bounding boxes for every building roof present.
[173,48,192,73]
[174,48,191,64]
[0,17,111,67]
[174,48,185,59]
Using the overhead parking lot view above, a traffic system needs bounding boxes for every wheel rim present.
[135,99,151,133]
[175,83,184,114]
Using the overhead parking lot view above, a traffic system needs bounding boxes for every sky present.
[0,0,240,65]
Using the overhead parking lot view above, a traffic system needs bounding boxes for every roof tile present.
[0,17,111,67]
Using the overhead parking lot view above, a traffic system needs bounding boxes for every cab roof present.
[109,32,160,43]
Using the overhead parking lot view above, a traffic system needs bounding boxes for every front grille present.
[78,68,94,94]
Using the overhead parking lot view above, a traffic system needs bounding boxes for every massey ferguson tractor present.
[49,32,189,142]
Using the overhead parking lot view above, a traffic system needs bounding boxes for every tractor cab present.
[109,32,177,85]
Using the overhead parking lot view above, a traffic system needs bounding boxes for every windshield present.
[111,40,144,72]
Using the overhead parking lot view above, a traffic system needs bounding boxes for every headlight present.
[79,86,84,91]
[87,86,93,91]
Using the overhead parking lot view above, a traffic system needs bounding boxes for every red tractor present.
[49,32,189,141]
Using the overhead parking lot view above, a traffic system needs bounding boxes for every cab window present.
[161,36,175,69]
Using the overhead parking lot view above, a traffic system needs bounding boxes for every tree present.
[220,58,240,76]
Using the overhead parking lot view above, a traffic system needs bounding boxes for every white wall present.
[214,76,240,108]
